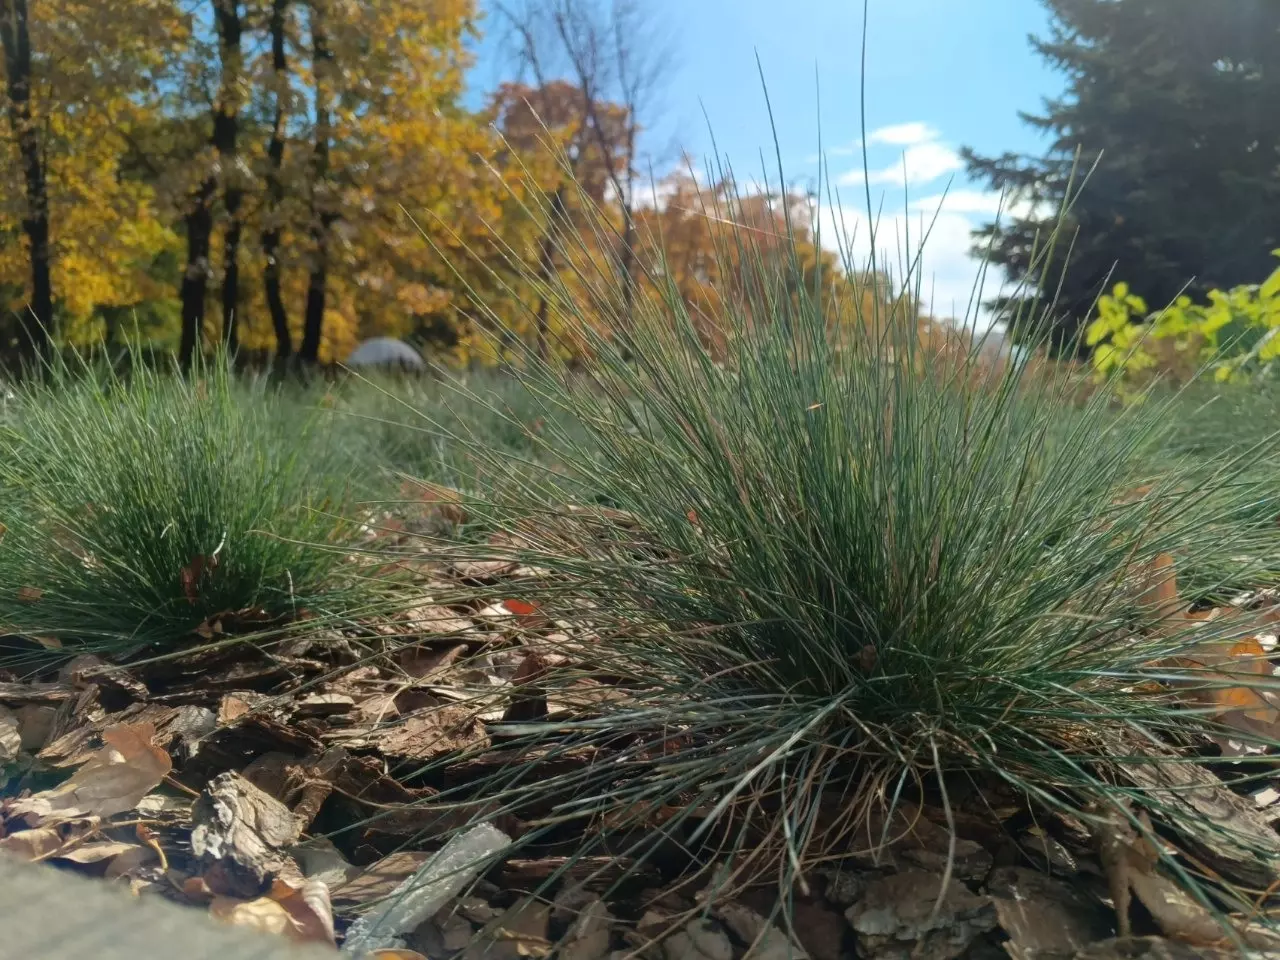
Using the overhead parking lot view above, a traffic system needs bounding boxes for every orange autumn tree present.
[487,79,633,362]
[631,166,917,359]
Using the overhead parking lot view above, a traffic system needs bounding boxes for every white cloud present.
[838,142,965,188]
[909,190,1004,216]
[865,121,938,147]
[815,201,1008,327]
[806,121,938,163]
[910,189,1046,221]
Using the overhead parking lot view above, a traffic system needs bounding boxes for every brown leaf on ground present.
[102,843,159,880]
[17,585,43,603]
[461,899,552,960]
[0,818,98,861]
[240,748,344,833]
[1134,559,1280,739]
[502,652,551,724]
[451,557,518,582]
[1134,553,1184,620]
[38,702,176,769]
[1089,799,1280,949]
[191,771,303,898]
[1106,733,1280,889]
[9,721,171,821]
[181,553,220,604]
[1180,633,1280,736]
[13,704,57,753]
[398,604,475,638]
[210,876,335,946]
[57,839,143,865]
[400,479,469,526]
[217,693,255,725]
[399,642,470,680]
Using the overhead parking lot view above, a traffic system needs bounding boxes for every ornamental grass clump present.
[0,357,368,656]
[411,149,1280,929]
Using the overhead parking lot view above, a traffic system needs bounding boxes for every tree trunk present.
[179,177,215,370]
[262,0,291,364]
[533,187,566,362]
[0,0,51,368]
[213,0,243,354]
[618,122,637,329]
[298,0,333,365]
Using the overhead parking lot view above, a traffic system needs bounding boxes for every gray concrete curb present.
[0,855,338,960]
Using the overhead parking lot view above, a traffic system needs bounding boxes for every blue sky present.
[469,0,1062,321]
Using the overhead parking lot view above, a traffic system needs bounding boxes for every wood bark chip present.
[987,866,1114,959]
[0,705,20,763]
[1106,732,1280,890]
[844,870,996,960]
[191,771,302,898]
[358,704,489,762]
[1088,798,1280,950]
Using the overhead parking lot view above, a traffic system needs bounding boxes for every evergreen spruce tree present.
[965,0,1280,352]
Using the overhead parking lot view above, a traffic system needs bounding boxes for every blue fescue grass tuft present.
[0,355,372,656]
[398,142,1280,934]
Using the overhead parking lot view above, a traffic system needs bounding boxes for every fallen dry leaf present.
[1089,799,1280,948]
[57,839,143,865]
[181,553,220,604]
[502,652,557,724]
[17,585,43,603]
[209,877,335,946]
[1135,553,1184,620]
[502,598,539,618]
[400,603,475,637]
[103,843,159,880]
[9,722,171,821]
[1137,559,1280,738]
[0,819,97,861]
[400,479,469,526]
[10,704,58,754]
[399,642,468,679]
[217,694,254,725]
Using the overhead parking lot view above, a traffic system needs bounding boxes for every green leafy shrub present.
[0,358,369,654]
[1087,252,1280,384]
